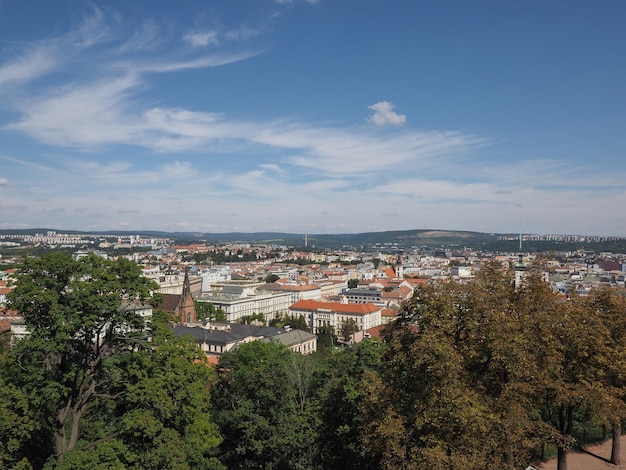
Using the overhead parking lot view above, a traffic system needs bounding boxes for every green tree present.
[316,324,337,350]
[316,340,384,469]
[195,301,227,322]
[0,374,41,469]
[4,253,159,465]
[340,318,359,343]
[50,311,224,470]
[237,312,266,326]
[212,341,318,469]
[269,313,309,332]
[347,278,359,289]
[264,274,280,284]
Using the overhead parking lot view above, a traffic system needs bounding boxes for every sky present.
[0,0,625,236]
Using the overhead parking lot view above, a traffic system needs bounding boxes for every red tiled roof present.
[156,294,182,314]
[381,308,397,317]
[0,319,11,332]
[365,325,385,339]
[381,286,412,299]
[282,284,320,291]
[290,299,379,315]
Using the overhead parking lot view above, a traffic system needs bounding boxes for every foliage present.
[236,312,266,326]
[195,301,227,322]
[269,313,309,332]
[340,318,359,343]
[347,278,359,289]
[2,253,222,469]
[316,324,337,350]
[5,253,159,464]
[4,252,626,470]
[212,341,318,469]
[264,274,280,283]
[315,340,384,469]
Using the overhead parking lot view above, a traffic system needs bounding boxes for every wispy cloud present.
[0,48,57,90]
[183,30,220,48]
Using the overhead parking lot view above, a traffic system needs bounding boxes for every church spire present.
[176,266,196,324]
[182,266,191,298]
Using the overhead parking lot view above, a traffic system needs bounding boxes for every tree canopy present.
[2,254,222,469]
[3,254,626,470]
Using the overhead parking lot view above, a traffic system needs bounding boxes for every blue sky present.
[0,0,625,235]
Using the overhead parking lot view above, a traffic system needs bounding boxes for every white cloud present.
[367,101,406,126]
[0,178,11,187]
[0,48,57,90]
[183,31,220,48]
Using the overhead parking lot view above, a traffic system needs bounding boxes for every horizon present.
[1,1,625,236]
[1,226,624,239]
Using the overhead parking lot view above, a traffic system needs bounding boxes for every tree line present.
[1,254,625,469]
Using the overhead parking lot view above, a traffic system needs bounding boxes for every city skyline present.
[1,1,625,236]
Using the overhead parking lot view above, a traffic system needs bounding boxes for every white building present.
[258,283,322,304]
[197,285,293,324]
[289,299,382,334]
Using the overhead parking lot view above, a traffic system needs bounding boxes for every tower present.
[514,232,526,289]
[394,252,404,279]
[175,267,197,324]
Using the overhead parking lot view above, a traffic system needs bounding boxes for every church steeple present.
[175,267,197,324]
[395,252,404,279]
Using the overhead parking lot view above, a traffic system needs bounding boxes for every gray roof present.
[270,330,317,347]
[172,323,315,349]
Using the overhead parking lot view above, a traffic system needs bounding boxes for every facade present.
[289,299,382,334]
[200,267,232,292]
[197,285,292,324]
[258,283,322,304]
[342,287,383,305]
[147,269,202,295]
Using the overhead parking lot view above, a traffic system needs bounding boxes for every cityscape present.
[1,0,625,469]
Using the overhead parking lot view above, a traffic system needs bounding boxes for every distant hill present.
[2,228,626,253]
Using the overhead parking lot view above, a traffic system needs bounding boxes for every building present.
[175,268,197,324]
[157,268,197,324]
[289,299,382,334]
[148,269,202,295]
[197,284,292,324]
[172,322,317,358]
[342,287,383,305]
[257,283,322,304]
